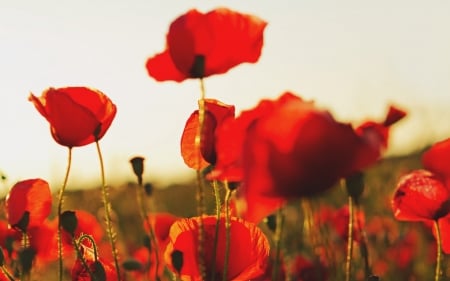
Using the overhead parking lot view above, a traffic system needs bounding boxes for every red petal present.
[146,51,187,82]
[383,105,407,127]
[164,216,269,280]
[392,170,450,221]
[422,138,450,180]
[180,110,210,170]
[5,178,52,228]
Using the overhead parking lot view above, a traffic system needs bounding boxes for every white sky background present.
[1,0,450,195]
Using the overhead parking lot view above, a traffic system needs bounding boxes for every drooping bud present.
[60,210,78,237]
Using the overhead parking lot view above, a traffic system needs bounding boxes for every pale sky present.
[1,0,450,195]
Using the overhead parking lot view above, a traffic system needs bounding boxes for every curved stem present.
[271,208,284,281]
[1,265,15,281]
[73,235,97,281]
[194,78,206,280]
[434,220,442,281]
[95,141,121,280]
[57,147,72,281]
[222,183,233,281]
[345,196,354,281]
[211,180,221,281]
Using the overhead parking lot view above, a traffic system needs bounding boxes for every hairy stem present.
[57,147,72,281]
[211,180,221,281]
[222,183,233,281]
[95,141,121,280]
[434,220,442,281]
[345,196,354,281]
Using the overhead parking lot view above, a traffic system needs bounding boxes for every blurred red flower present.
[146,7,267,82]
[164,216,269,280]
[209,92,405,222]
[29,87,117,147]
[5,178,52,230]
[181,99,235,170]
[290,255,328,281]
[316,205,365,243]
[71,244,119,281]
[392,138,450,222]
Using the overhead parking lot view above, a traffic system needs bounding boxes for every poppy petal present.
[422,138,450,180]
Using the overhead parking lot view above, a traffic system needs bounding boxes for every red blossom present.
[5,178,52,230]
[181,99,235,170]
[290,255,328,281]
[210,92,405,222]
[146,8,267,82]
[164,216,269,280]
[29,87,117,147]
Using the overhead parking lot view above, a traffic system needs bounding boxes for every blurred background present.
[1,0,450,195]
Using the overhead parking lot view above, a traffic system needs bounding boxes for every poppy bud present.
[130,156,145,185]
[92,260,107,281]
[18,247,36,275]
[122,259,143,271]
[144,183,153,196]
[60,210,78,237]
[345,172,365,202]
[143,234,152,251]
[171,250,183,274]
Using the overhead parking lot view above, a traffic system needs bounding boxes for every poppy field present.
[1,6,450,281]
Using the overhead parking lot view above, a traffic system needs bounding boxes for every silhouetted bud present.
[122,259,143,271]
[227,182,240,191]
[265,214,277,233]
[345,171,365,202]
[130,156,145,185]
[144,183,153,196]
[92,260,107,281]
[171,250,183,274]
[143,235,152,251]
[60,210,78,237]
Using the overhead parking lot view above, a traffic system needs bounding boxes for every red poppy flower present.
[29,86,117,147]
[180,99,235,169]
[146,8,267,82]
[5,178,52,230]
[209,92,405,222]
[290,255,328,281]
[164,216,269,280]
[392,170,450,222]
[144,212,179,248]
[422,138,450,185]
[71,244,119,281]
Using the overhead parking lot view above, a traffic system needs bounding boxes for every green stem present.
[355,202,371,278]
[271,208,284,281]
[57,147,72,281]
[222,183,233,281]
[434,220,442,281]
[72,235,97,281]
[194,78,206,280]
[95,141,121,280]
[136,180,160,281]
[1,265,15,281]
[345,196,354,281]
[211,180,221,281]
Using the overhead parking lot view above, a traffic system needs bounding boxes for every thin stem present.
[222,182,233,281]
[136,181,160,281]
[57,147,72,281]
[194,78,206,280]
[1,266,15,281]
[271,208,285,281]
[95,141,121,280]
[434,220,442,281]
[211,180,222,281]
[345,196,354,281]
[72,236,97,281]
[355,202,371,278]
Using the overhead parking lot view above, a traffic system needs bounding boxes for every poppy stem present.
[211,180,222,281]
[0,265,15,281]
[271,207,285,281]
[355,202,371,278]
[345,196,354,281]
[195,78,207,280]
[95,141,121,280]
[135,179,160,281]
[222,182,233,281]
[434,220,442,281]
[72,236,97,281]
[57,147,72,281]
